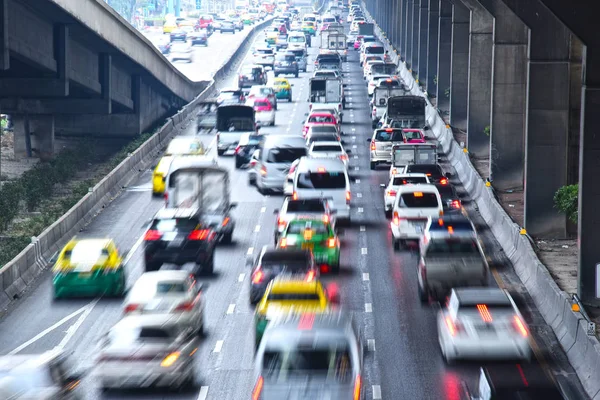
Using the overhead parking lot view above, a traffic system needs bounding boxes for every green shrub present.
[0,237,32,266]
[554,184,578,223]
[0,181,23,231]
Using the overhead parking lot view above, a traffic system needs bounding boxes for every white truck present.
[320,31,348,61]
[308,77,344,111]
[370,86,408,127]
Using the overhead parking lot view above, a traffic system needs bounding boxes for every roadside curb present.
[361,4,600,397]
[0,16,275,313]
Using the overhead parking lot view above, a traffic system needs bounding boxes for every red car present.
[402,129,426,143]
[302,113,338,137]
[196,15,214,33]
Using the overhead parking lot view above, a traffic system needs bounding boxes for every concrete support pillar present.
[99,53,112,114]
[13,115,32,159]
[449,2,469,131]
[411,0,420,71]
[426,0,439,94]
[29,116,55,161]
[54,24,69,96]
[578,48,600,306]
[568,37,583,186]
[460,0,493,158]
[0,0,8,70]
[404,0,414,62]
[417,0,429,83]
[436,0,452,112]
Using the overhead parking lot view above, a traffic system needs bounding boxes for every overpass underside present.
[365,0,600,305]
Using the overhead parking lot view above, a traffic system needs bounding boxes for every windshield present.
[366,46,385,54]
[263,345,352,382]
[392,176,428,185]
[276,54,296,62]
[406,164,443,177]
[108,326,175,346]
[297,172,346,189]
[308,115,334,123]
[426,238,480,255]
[375,130,403,141]
[250,87,272,96]
[289,36,305,42]
[257,49,274,55]
[286,201,326,213]
[311,126,337,133]
[313,145,342,152]
[404,131,423,141]
[399,192,439,208]
[254,101,270,108]
[267,147,307,163]
[69,242,107,264]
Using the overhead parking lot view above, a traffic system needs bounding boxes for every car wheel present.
[295,72,299,78]
[248,176,256,186]
[221,230,233,244]
[370,161,376,170]
[202,255,214,274]
[384,209,392,219]
[270,120,275,126]
[217,149,225,156]
[393,240,400,251]
[145,260,162,272]
[235,157,243,169]
[197,316,205,336]
[418,281,428,303]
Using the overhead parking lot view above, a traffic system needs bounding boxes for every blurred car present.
[367,75,392,96]
[169,28,188,42]
[163,20,177,34]
[380,173,430,216]
[170,41,193,63]
[287,48,307,72]
[216,87,245,105]
[52,238,125,299]
[234,132,262,169]
[254,278,337,348]
[265,26,280,45]
[253,47,275,69]
[238,64,267,88]
[123,271,205,335]
[437,288,531,363]
[308,141,350,167]
[274,52,299,77]
[155,40,171,55]
[272,77,293,101]
[302,112,338,137]
[301,21,316,35]
[403,128,426,143]
[403,163,451,184]
[253,312,363,400]
[95,315,198,390]
[152,137,206,195]
[247,85,278,109]
[247,246,317,304]
[189,29,208,46]
[250,97,276,126]
[290,20,301,30]
[278,216,340,273]
[310,105,343,124]
[220,20,236,33]
[368,127,405,169]
[435,182,464,214]
[305,125,341,145]
[273,197,336,242]
[0,351,82,399]
[143,208,218,274]
[241,13,253,24]
[231,17,244,31]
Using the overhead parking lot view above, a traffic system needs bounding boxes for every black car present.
[189,30,208,46]
[238,65,267,88]
[404,163,450,183]
[144,208,218,274]
[247,247,317,304]
[170,28,187,42]
[156,41,171,55]
[434,182,463,212]
[220,20,236,33]
[235,133,262,168]
[273,52,298,77]
[315,53,342,69]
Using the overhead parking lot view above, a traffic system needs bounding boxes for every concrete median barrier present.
[362,3,600,397]
[0,16,275,313]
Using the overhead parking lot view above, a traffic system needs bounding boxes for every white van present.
[390,184,442,249]
[291,157,351,221]
[287,32,307,50]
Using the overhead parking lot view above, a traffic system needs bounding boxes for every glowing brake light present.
[447,226,454,235]
[439,178,448,185]
[353,375,362,400]
[327,238,337,248]
[477,304,493,323]
[426,173,432,177]
[339,154,348,161]
[188,229,211,240]
[277,217,286,229]
[144,230,162,241]
[124,304,139,313]
[385,128,393,132]
[513,315,528,337]
[322,214,330,223]
[346,191,351,203]
[387,189,397,197]
[303,229,313,240]
[413,192,423,197]
[260,165,267,176]
[306,270,316,282]
[392,211,400,225]
[160,352,181,368]
[279,238,287,247]
[450,200,461,209]
[317,167,326,173]
[445,316,459,336]
[252,376,264,400]
[391,168,397,175]
[174,302,195,312]
[252,269,264,284]
[292,191,298,200]
[370,140,376,151]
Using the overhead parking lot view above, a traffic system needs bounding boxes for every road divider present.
[0,16,275,313]
[362,3,600,397]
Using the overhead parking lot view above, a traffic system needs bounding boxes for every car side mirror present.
[291,84,294,86]
[346,149,351,154]
[445,172,453,178]
[423,126,431,130]
[273,208,279,214]
[229,202,237,209]
[366,138,371,142]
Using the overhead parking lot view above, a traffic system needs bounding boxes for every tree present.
[108,0,138,23]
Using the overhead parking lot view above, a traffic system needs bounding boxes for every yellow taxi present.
[265,27,279,44]
[273,77,292,101]
[152,137,206,196]
[163,21,177,33]
[254,277,338,348]
[52,238,126,299]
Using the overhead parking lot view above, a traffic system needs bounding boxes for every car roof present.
[167,155,218,172]
[269,279,320,293]
[113,314,183,330]
[311,141,342,147]
[135,270,191,284]
[397,183,439,193]
[298,156,346,171]
[260,248,312,261]
[267,311,352,332]
[0,350,64,372]
[453,288,511,307]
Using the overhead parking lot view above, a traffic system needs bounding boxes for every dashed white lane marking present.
[254,225,261,232]
[355,167,359,171]
[260,207,266,213]
[197,386,209,400]
[358,207,364,213]
[357,193,362,198]
[351,120,355,123]
[372,385,382,399]
[351,128,356,132]
[360,225,366,232]
[352,135,356,140]
[368,339,376,351]
[363,273,370,281]
[238,273,245,282]
[213,340,224,353]
[356,178,361,183]
[123,234,145,265]
[247,247,254,255]
[365,303,372,312]
[226,304,236,314]
[361,248,368,255]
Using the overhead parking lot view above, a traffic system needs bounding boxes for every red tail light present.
[387,190,397,197]
[252,269,264,284]
[124,304,139,313]
[439,178,448,185]
[306,270,316,282]
[279,238,287,248]
[339,154,348,161]
[370,140,376,151]
[327,238,337,248]
[252,376,264,400]
[372,107,377,115]
[188,229,211,240]
[450,200,461,209]
[392,211,400,225]
[164,192,169,203]
[445,316,459,336]
[292,192,298,200]
[513,315,528,337]
[234,145,241,155]
[346,191,351,202]
[477,304,493,323]
[174,302,195,312]
[277,217,286,229]
[144,230,162,241]
[353,375,362,400]
[260,166,267,176]
[250,159,257,167]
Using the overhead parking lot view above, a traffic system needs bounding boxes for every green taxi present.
[272,77,293,101]
[278,217,340,273]
[301,21,316,36]
[52,238,126,299]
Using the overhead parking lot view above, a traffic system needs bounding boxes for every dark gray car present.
[274,53,299,78]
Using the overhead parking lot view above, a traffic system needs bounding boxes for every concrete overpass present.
[364,0,600,306]
[0,0,207,160]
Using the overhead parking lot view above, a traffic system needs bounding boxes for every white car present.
[253,47,275,69]
[380,173,430,216]
[390,183,442,249]
[367,74,391,96]
[123,270,205,335]
[438,288,531,364]
[363,59,385,79]
[170,41,193,63]
[308,141,350,167]
[249,98,276,126]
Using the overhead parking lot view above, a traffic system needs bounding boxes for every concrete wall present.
[8,1,55,71]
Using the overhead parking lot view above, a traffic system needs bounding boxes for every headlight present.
[160,352,181,368]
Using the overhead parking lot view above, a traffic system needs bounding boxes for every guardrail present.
[0,16,275,312]
[361,4,600,398]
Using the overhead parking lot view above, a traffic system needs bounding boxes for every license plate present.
[79,272,92,278]
[301,243,314,250]
[168,237,184,247]
[163,232,177,241]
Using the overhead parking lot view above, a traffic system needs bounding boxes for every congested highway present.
[0,3,588,400]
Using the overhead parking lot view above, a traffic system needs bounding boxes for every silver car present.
[438,288,532,363]
[368,127,405,169]
[170,41,193,63]
[95,314,198,390]
[253,312,364,400]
